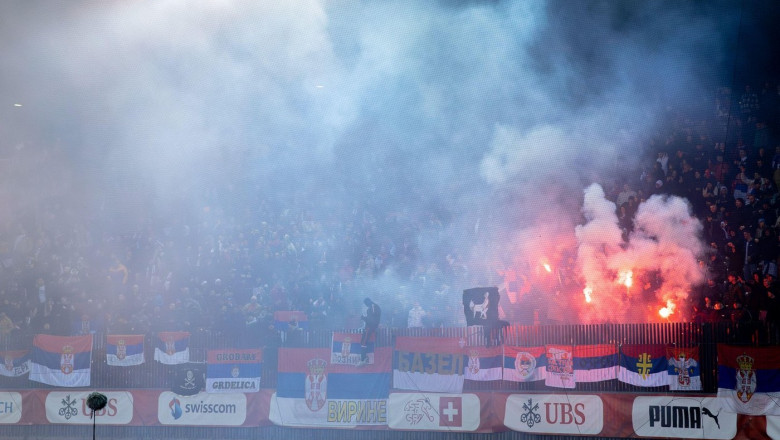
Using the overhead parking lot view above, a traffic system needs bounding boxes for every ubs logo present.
[81,397,118,417]
[45,392,133,425]
[504,394,603,435]
[545,402,586,425]
[58,395,78,420]
[520,398,541,428]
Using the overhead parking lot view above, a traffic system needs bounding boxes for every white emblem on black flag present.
[462,287,500,327]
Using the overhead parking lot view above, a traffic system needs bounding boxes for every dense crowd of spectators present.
[0,193,476,346]
[1,82,779,349]
[605,83,780,326]
[0,157,473,350]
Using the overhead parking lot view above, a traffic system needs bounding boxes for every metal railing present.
[1,321,777,393]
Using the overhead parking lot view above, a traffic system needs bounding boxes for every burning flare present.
[658,300,675,319]
[583,286,593,303]
[618,270,633,288]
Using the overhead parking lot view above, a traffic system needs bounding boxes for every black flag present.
[171,363,205,396]
[462,287,500,327]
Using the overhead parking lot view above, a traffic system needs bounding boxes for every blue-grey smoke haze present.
[0,0,776,322]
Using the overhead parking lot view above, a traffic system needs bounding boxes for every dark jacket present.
[362,301,381,329]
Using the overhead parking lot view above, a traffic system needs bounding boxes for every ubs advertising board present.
[45,391,133,424]
[504,394,603,435]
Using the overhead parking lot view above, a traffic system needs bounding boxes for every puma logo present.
[702,407,720,429]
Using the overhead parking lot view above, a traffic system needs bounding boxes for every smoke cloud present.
[576,184,706,322]
[0,0,763,323]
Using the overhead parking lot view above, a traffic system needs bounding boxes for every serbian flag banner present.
[574,344,617,383]
[393,337,467,393]
[618,344,668,387]
[717,344,780,415]
[154,331,190,365]
[464,345,502,381]
[0,350,30,377]
[206,348,262,393]
[545,344,575,388]
[274,311,309,332]
[667,346,701,391]
[30,334,92,387]
[503,346,546,382]
[270,346,392,427]
[71,315,102,335]
[106,334,145,366]
[331,332,371,366]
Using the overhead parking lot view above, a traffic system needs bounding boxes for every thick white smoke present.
[575,183,706,322]
[0,0,756,325]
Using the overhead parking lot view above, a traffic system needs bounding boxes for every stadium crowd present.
[1,82,780,349]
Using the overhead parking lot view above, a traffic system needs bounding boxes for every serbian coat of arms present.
[60,345,74,375]
[116,339,127,360]
[735,354,757,403]
[341,337,351,358]
[165,338,177,356]
[4,354,14,372]
[305,358,327,411]
[467,351,480,375]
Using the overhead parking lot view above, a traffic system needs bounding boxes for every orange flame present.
[617,270,633,288]
[543,263,552,273]
[658,300,675,319]
[583,286,593,303]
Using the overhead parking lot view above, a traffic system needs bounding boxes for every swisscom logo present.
[157,391,246,426]
[169,398,183,419]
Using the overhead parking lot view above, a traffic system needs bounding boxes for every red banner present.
[0,388,775,438]
[1,389,272,427]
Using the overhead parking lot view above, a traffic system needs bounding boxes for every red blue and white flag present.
[30,334,92,387]
[71,315,103,335]
[331,332,372,365]
[618,344,668,387]
[393,337,467,393]
[574,344,618,383]
[154,331,190,365]
[106,334,145,366]
[503,346,546,382]
[463,345,502,381]
[0,350,30,377]
[545,344,575,388]
[717,344,780,415]
[206,348,262,393]
[274,311,309,332]
[270,346,391,427]
[667,346,701,391]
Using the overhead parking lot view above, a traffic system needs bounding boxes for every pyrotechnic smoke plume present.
[1,1,767,325]
[575,184,706,322]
